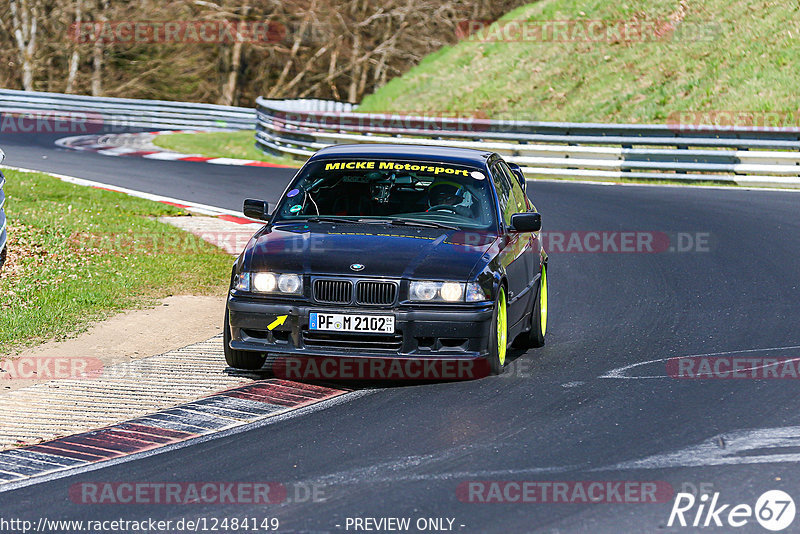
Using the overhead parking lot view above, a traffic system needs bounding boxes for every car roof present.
[307,143,495,167]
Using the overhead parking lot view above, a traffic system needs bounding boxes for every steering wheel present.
[428,204,459,214]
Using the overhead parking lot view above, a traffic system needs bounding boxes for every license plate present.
[309,312,395,334]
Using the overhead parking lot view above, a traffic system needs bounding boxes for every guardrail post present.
[0,164,7,271]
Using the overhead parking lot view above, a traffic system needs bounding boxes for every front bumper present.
[226,295,494,361]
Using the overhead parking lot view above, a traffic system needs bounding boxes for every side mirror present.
[243,199,270,221]
[510,212,541,233]
[507,162,526,192]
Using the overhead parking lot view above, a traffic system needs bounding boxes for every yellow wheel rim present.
[498,287,507,366]
[540,266,548,335]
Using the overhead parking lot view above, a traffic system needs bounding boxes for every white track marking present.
[299,424,800,484]
[0,164,245,218]
[140,151,200,160]
[206,157,250,165]
[599,344,800,380]
[95,147,143,156]
[596,426,800,471]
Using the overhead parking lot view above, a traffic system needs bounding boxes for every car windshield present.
[272,159,497,230]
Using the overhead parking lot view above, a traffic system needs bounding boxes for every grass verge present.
[152,130,302,168]
[0,169,233,354]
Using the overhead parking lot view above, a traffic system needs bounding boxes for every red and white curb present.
[55,131,296,168]
[0,334,352,488]
[0,379,349,488]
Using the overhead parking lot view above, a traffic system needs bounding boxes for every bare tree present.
[218,2,251,106]
[0,0,526,103]
[9,0,40,91]
[65,0,82,93]
[91,0,108,96]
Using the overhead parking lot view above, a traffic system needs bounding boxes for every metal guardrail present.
[255,97,800,187]
[0,149,7,268]
[0,89,255,131]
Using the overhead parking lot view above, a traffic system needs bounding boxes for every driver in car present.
[427,181,476,218]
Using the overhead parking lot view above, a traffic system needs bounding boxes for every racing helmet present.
[428,181,465,208]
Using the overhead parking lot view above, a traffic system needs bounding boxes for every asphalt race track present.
[2,131,800,532]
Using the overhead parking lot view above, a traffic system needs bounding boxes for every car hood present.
[243,224,499,280]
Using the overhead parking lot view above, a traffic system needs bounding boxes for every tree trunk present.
[91,0,109,96]
[65,0,82,93]
[9,0,39,91]
[219,4,250,106]
[346,32,360,103]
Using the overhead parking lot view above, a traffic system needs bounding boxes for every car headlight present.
[277,273,301,294]
[253,272,277,292]
[409,281,480,302]
[234,272,303,295]
[410,281,439,301]
[440,282,463,301]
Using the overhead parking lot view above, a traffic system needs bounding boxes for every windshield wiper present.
[278,216,458,231]
[301,216,362,224]
[387,218,459,231]
[271,216,361,227]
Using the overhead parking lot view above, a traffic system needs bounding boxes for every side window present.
[498,161,528,216]
[490,162,513,226]
[492,162,528,227]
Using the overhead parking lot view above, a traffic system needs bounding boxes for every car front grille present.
[302,331,403,351]
[356,281,397,305]
[313,279,353,304]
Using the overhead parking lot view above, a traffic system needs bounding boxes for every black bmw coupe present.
[225,144,547,378]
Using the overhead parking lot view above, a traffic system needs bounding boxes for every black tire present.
[223,308,266,370]
[0,246,5,270]
[487,286,508,375]
[519,265,547,349]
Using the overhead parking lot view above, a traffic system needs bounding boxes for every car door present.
[490,160,531,327]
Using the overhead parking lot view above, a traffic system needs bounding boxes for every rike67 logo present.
[668,490,795,531]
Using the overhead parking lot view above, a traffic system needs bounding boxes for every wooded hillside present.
[0,0,525,105]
